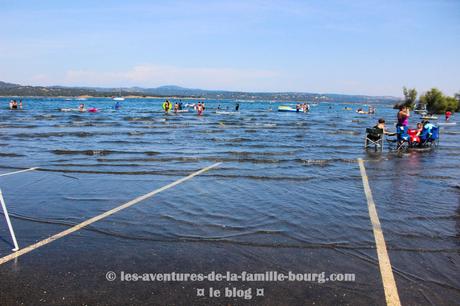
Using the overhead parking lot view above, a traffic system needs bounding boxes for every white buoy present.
[0,189,19,251]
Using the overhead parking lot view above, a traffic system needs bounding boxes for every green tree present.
[402,87,417,109]
[420,88,459,114]
[455,92,460,112]
[445,96,458,112]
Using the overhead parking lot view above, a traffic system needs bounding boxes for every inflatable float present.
[216,111,239,115]
[60,108,85,112]
[278,106,297,112]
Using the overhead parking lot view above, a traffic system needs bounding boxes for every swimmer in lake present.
[114,101,121,110]
[79,104,85,112]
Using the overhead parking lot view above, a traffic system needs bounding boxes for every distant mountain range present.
[0,81,399,103]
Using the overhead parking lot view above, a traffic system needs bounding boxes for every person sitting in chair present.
[374,118,395,136]
[365,118,393,150]
[420,120,436,138]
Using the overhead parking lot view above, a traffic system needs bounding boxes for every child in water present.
[196,102,204,115]
[9,100,19,110]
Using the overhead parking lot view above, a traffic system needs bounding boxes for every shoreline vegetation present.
[0,95,204,100]
[394,86,460,114]
[0,80,397,103]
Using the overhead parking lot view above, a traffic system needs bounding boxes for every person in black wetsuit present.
[235,103,240,111]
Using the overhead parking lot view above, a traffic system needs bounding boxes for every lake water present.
[0,97,459,305]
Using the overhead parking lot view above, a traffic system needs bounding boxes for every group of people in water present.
[295,103,310,113]
[357,106,376,114]
[8,99,23,110]
[162,100,240,115]
[162,100,204,114]
[217,103,240,112]
[371,105,438,145]
[162,100,184,113]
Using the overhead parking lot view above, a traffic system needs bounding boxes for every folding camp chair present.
[364,128,384,151]
[420,126,440,148]
[386,125,409,151]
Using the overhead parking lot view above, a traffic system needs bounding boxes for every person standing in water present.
[445,110,452,121]
[196,102,204,115]
[79,103,85,112]
[163,100,171,113]
[397,105,410,127]
[235,103,240,111]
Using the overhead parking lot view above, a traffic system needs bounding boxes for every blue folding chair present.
[420,126,439,147]
[396,125,410,150]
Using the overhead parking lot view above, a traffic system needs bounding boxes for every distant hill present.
[0,81,159,98]
[0,80,399,103]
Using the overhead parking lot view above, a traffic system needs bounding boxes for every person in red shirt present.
[445,110,452,121]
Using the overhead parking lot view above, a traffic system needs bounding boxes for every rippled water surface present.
[0,97,459,305]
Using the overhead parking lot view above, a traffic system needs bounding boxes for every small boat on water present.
[112,88,125,101]
[414,109,428,115]
[277,105,308,112]
[421,115,438,120]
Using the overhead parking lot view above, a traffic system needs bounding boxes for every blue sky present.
[1,0,459,96]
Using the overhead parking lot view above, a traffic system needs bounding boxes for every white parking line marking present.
[0,162,221,265]
[0,167,37,177]
[358,158,401,306]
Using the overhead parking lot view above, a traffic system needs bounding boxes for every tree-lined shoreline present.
[395,87,460,114]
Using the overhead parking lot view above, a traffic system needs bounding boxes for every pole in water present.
[0,189,19,251]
